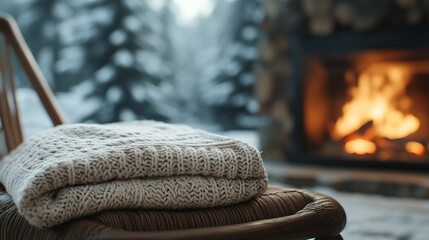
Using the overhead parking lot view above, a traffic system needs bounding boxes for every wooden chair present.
[0,13,65,156]
[0,13,346,240]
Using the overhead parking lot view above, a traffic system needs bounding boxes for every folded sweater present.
[0,121,268,228]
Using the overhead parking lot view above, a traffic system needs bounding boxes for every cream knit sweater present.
[0,121,268,228]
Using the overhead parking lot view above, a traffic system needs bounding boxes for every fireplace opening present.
[304,53,429,164]
[301,48,429,169]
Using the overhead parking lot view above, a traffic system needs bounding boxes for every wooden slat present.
[0,40,15,151]
[0,13,65,128]
[0,13,65,152]
[5,39,23,147]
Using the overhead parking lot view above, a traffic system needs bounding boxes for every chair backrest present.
[0,13,65,155]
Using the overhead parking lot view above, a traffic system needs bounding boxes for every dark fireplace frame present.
[288,27,429,171]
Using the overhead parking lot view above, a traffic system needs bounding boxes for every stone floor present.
[313,186,429,240]
[266,162,429,240]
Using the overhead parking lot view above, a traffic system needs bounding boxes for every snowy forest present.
[1,0,263,131]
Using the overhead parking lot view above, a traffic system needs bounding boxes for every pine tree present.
[212,0,262,130]
[152,0,236,128]
[81,0,169,123]
[15,0,62,89]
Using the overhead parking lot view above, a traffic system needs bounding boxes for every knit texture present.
[0,121,268,228]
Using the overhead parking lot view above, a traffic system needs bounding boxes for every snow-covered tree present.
[13,0,63,89]
[80,0,170,123]
[7,0,262,128]
[152,0,237,129]
[212,0,262,130]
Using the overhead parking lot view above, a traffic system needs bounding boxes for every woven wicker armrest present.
[0,185,346,240]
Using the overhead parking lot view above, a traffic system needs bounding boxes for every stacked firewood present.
[257,0,429,161]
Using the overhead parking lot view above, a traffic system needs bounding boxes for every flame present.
[344,138,376,155]
[333,65,420,141]
[405,141,425,156]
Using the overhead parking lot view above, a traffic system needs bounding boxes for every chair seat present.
[0,185,346,240]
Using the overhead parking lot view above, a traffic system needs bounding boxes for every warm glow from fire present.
[333,65,420,141]
[344,138,376,155]
[405,141,425,156]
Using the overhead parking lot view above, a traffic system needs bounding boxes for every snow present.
[239,73,253,86]
[119,109,138,121]
[130,84,146,102]
[95,65,115,83]
[16,88,52,138]
[56,81,101,123]
[113,49,134,68]
[52,2,73,19]
[147,0,167,11]
[123,16,141,32]
[38,48,55,86]
[15,83,101,136]
[91,6,114,25]
[106,86,123,103]
[58,14,96,45]
[109,30,127,46]
[135,50,166,76]
[56,46,85,73]
[242,25,258,41]
[204,82,234,105]
[224,61,240,75]
[246,98,259,113]
[173,0,215,24]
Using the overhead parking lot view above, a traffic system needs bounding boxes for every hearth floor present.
[302,186,429,240]
[266,162,429,240]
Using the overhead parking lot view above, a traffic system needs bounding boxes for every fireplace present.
[293,29,429,170]
[258,0,429,171]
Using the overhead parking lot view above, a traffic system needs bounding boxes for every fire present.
[344,138,376,155]
[405,141,425,156]
[333,65,420,142]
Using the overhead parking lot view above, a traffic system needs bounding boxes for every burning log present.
[344,138,376,155]
[333,120,374,142]
[374,137,427,151]
[355,120,374,136]
[405,141,426,156]
[341,136,427,157]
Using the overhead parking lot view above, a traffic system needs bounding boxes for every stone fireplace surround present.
[255,1,429,238]
[258,0,429,170]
